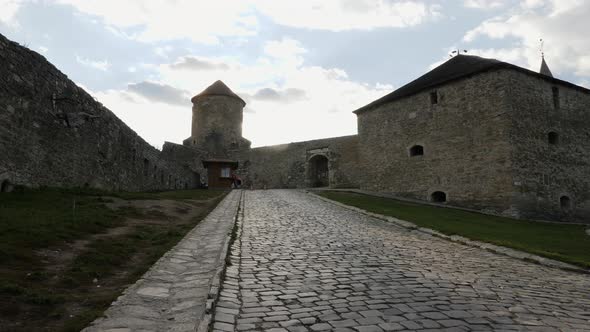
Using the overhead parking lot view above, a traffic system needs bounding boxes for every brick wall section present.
[236,135,360,189]
[0,33,196,191]
[505,69,590,221]
[357,70,516,216]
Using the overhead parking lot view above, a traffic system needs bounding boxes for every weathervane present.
[450,49,469,57]
[540,38,545,58]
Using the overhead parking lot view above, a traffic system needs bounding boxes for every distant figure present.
[230,173,242,189]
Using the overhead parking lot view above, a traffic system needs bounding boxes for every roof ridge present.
[353,54,588,115]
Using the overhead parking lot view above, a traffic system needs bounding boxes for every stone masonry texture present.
[1,29,588,222]
[185,95,251,154]
[504,69,590,221]
[236,135,360,190]
[356,69,590,222]
[357,70,516,217]
[0,33,197,191]
[213,190,590,331]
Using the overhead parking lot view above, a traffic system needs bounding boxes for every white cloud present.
[0,0,22,27]
[54,0,439,45]
[463,1,590,77]
[250,88,307,103]
[92,88,191,150]
[264,38,307,59]
[127,81,190,106]
[75,55,110,71]
[464,0,507,9]
[170,56,230,71]
[263,38,307,67]
[93,37,392,148]
[254,0,441,31]
[56,0,258,44]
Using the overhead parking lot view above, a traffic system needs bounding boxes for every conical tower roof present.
[191,80,246,105]
[539,56,553,77]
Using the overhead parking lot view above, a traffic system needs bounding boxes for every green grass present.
[40,187,227,201]
[0,187,227,332]
[318,191,590,268]
[0,188,126,264]
[0,187,226,263]
[108,188,227,201]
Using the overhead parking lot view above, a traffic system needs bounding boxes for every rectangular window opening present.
[220,167,231,178]
[552,87,560,109]
[430,91,438,105]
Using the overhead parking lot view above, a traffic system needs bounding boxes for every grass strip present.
[318,191,590,268]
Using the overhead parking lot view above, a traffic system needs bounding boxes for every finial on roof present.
[539,39,553,77]
[449,49,469,57]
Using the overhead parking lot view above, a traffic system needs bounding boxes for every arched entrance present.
[430,191,447,203]
[1,180,13,193]
[308,155,329,187]
[560,195,572,212]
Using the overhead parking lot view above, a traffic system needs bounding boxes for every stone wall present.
[0,33,197,191]
[161,142,209,185]
[505,69,590,221]
[184,95,250,155]
[357,70,516,216]
[236,135,360,189]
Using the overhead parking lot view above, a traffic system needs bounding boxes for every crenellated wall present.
[0,33,197,191]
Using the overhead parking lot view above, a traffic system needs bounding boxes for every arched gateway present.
[308,154,329,187]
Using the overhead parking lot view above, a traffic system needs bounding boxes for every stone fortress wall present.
[504,69,590,221]
[356,70,515,216]
[355,68,590,222]
[236,135,360,189]
[1,31,588,222]
[0,33,198,192]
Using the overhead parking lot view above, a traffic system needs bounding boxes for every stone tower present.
[184,80,250,155]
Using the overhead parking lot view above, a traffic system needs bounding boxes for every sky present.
[1,0,589,148]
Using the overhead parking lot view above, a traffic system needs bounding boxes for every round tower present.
[186,80,249,153]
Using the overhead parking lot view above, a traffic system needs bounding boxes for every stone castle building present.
[0,32,588,222]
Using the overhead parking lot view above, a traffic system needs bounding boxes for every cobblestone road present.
[213,190,590,331]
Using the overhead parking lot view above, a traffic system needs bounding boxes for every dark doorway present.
[560,196,571,211]
[548,132,559,145]
[309,155,329,187]
[431,191,447,203]
[1,180,13,193]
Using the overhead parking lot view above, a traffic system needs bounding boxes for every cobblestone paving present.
[213,190,590,332]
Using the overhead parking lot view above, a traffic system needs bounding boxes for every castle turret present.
[184,80,250,154]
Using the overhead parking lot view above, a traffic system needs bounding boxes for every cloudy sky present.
[1,0,589,148]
